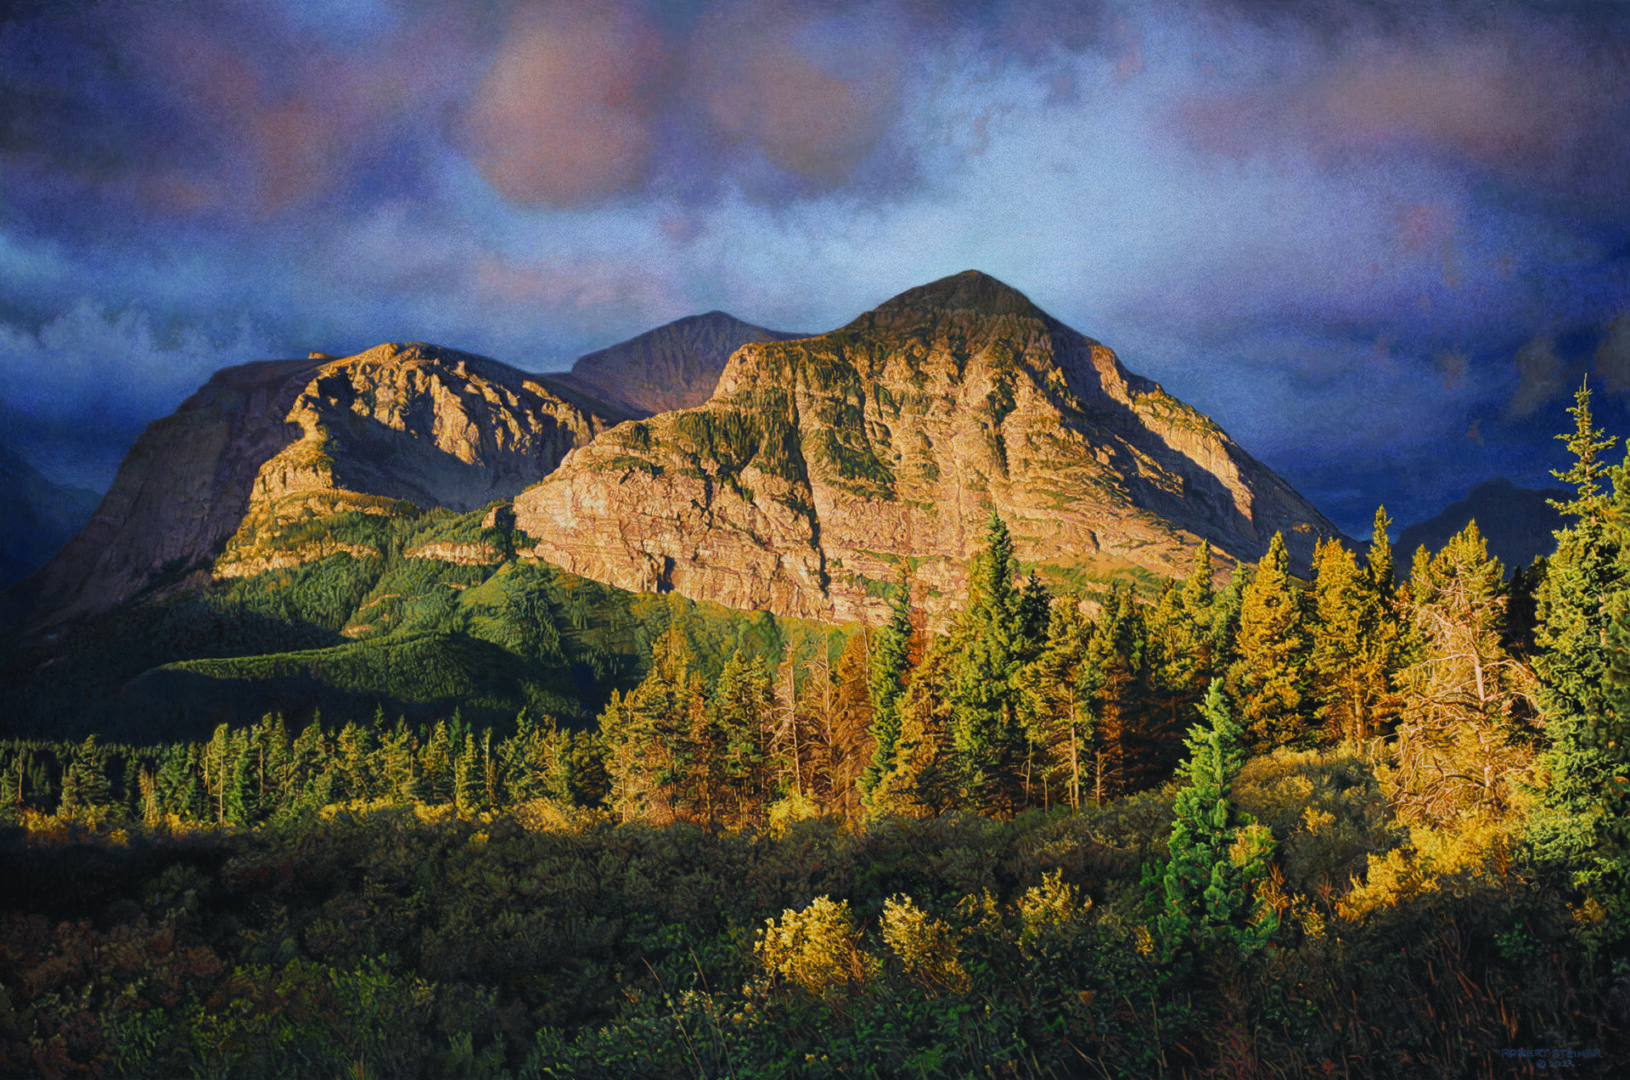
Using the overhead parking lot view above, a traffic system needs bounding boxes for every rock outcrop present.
[544,311,805,416]
[4,345,624,631]
[514,271,1343,627]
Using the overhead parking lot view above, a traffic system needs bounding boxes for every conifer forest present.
[4,391,1630,1078]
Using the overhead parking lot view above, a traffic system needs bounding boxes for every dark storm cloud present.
[2,0,1629,537]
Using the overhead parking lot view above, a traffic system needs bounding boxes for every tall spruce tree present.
[1017,601,1095,809]
[947,512,1037,813]
[1530,381,1630,926]
[1308,526,1401,745]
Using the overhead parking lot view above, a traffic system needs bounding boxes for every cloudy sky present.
[3,0,1628,536]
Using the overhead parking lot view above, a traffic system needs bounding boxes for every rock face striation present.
[544,311,806,416]
[3,345,626,630]
[514,271,1343,626]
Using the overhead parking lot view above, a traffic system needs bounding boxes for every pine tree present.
[1227,532,1310,750]
[421,719,455,805]
[381,718,420,804]
[1144,580,1209,776]
[1530,381,1630,924]
[868,636,958,817]
[1155,682,1278,964]
[224,731,258,826]
[861,575,915,807]
[454,731,485,817]
[826,631,876,819]
[1308,529,1400,745]
[1082,586,1147,803]
[567,730,611,808]
[1387,523,1534,827]
[1017,601,1095,809]
[947,511,1035,813]
[600,625,705,821]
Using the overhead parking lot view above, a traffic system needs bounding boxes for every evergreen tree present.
[1017,601,1095,809]
[861,576,914,806]
[1155,682,1278,963]
[1081,586,1147,802]
[947,512,1036,813]
[421,719,455,805]
[868,636,958,817]
[1144,580,1209,777]
[1387,523,1534,827]
[600,625,705,821]
[1530,381,1630,925]
[1308,526,1401,745]
[381,718,420,804]
[825,631,876,819]
[224,732,258,825]
[454,731,485,817]
[204,723,233,821]
[567,730,611,808]
[696,650,774,824]
[1227,532,1310,749]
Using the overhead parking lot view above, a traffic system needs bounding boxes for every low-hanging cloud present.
[1505,335,1566,420]
[1595,313,1630,396]
[0,300,271,488]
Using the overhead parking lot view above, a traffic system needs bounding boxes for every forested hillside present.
[2,389,1628,1077]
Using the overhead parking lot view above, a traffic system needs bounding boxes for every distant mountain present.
[516,270,1345,626]
[1396,478,1567,574]
[545,311,807,416]
[0,443,100,589]
[1,345,630,633]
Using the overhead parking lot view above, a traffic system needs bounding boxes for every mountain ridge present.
[1,344,629,632]
[545,310,807,416]
[515,270,1343,627]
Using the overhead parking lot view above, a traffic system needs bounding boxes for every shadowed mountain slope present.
[1397,477,1568,575]
[0,443,101,589]
[545,311,807,416]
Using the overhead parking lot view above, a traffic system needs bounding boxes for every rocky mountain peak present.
[515,274,1343,628]
[870,269,1046,321]
[3,343,626,631]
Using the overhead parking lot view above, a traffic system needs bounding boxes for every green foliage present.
[859,575,913,808]
[1531,381,1630,930]
[1155,682,1278,963]
[1227,531,1311,750]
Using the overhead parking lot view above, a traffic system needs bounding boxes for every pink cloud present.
[463,1,665,206]
[1169,17,1630,203]
[126,4,479,218]
[688,0,901,184]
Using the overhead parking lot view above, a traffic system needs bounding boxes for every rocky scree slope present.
[514,270,1343,627]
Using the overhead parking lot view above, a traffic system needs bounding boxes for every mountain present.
[1396,477,1567,575]
[515,270,1343,626]
[544,311,806,416]
[0,443,101,589]
[1,344,630,633]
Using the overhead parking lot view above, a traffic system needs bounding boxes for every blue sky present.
[3,0,1628,536]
